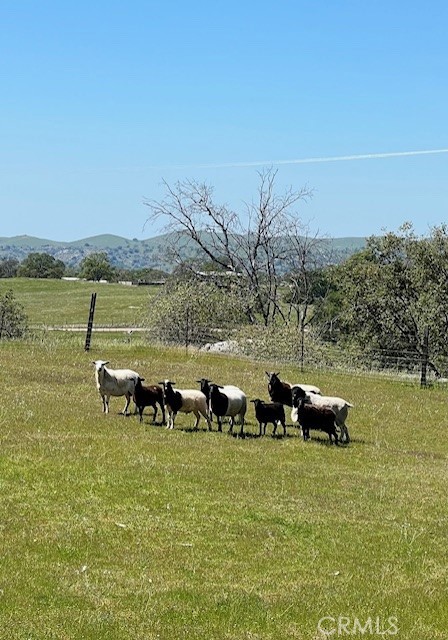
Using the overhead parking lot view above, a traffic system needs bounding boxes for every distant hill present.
[0,233,367,271]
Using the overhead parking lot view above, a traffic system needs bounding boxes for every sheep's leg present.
[281,421,287,437]
[122,393,132,415]
[160,403,166,426]
[138,406,144,423]
[239,415,244,437]
[330,429,339,445]
[193,410,201,430]
[101,394,109,413]
[152,404,157,423]
[272,421,277,436]
[217,416,223,432]
[202,410,212,431]
[340,424,350,443]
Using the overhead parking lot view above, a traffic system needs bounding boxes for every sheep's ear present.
[140,377,145,382]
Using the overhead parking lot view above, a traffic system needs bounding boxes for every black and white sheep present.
[159,380,211,430]
[92,359,140,415]
[208,382,247,435]
[291,388,339,444]
[250,398,286,437]
[266,371,321,407]
[133,377,166,424]
[291,386,352,443]
[196,377,242,423]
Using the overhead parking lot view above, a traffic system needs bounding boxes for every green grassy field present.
[0,278,155,327]
[0,280,447,638]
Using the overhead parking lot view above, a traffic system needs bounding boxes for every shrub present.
[0,289,28,339]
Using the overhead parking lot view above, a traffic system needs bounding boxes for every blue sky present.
[1,1,447,241]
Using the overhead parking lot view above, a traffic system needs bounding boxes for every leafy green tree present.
[309,273,344,341]
[333,223,448,372]
[79,252,115,282]
[0,258,19,278]
[0,289,28,339]
[114,267,167,283]
[146,279,248,350]
[17,252,65,279]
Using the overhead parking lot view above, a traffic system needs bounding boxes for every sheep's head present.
[92,360,109,373]
[265,372,280,385]
[159,379,175,391]
[209,383,224,398]
[196,378,211,396]
[291,386,306,407]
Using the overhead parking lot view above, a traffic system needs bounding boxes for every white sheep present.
[159,380,211,430]
[291,386,352,443]
[92,360,140,415]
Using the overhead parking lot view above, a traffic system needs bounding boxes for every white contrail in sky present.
[149,148,448,170]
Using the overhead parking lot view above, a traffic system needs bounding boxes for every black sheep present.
[266,371,321,407]
[133,377,166,424]
[266,371,294,406]
[251,398,287,437]
[291,387,338,444]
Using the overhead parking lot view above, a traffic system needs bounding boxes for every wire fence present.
[37,321,448,385]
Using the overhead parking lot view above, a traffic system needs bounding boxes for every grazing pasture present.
[0,333,447,639]
[1,277,155,327]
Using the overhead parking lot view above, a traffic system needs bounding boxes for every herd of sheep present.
[92,360,353,445]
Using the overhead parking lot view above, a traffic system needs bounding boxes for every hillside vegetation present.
[0,281,446,638]
[0,232,366,271]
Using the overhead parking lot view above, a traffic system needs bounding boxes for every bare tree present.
[144,169,313,326]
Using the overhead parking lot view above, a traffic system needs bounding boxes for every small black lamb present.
[250,398,287,437]
[133,377,166,424]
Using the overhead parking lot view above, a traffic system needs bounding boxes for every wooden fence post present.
[84,292,97,351]
[420,326,429,387]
